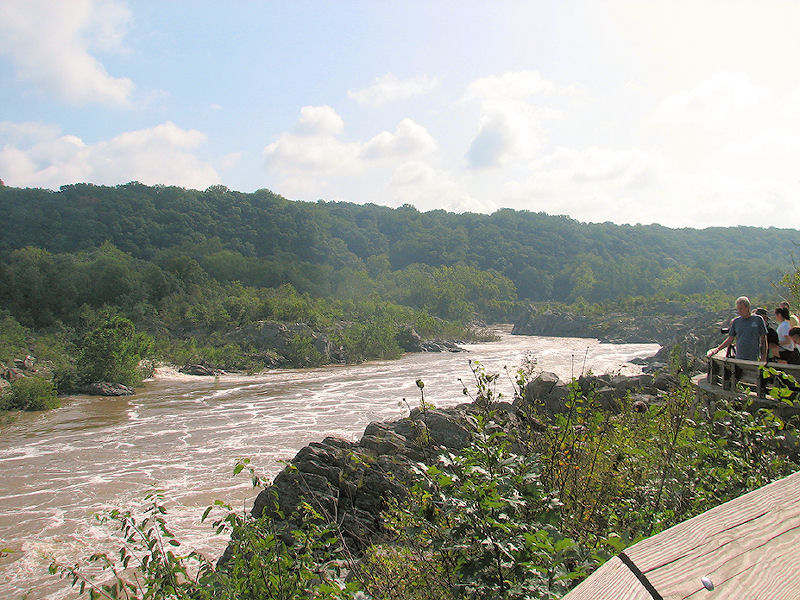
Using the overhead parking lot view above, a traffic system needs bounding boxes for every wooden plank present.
[561,556,652,600]
[626,470,800,599]
[562,471,800,599]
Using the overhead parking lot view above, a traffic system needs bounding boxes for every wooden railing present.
[707,355,800,398]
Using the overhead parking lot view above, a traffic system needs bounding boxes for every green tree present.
[77,316,153,386]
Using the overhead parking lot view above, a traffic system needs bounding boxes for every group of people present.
[707,296,800,364]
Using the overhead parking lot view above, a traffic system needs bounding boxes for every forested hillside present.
[1,182,796,303]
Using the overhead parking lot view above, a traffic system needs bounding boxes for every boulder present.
[525,371,560,401]
[14,355,36,372]
[396,327,424,352]
[654,372,679,391]
[179,364,224,376]
[80,382,135,396]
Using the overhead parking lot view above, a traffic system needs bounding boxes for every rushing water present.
[0,328,659,599]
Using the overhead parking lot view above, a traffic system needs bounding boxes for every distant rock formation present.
[512,303,733,372]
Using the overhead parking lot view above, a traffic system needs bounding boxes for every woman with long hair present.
[775,306,798,363]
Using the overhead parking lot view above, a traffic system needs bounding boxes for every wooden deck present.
[562,469,800,599]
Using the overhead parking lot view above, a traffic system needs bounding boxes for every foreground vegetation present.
[51,363,800,599]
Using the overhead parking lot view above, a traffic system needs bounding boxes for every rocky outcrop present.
[229,320,346,366]
[229,321,465,368]
[80,382,135,396]
[396,327,466,353]
[419,339,466,353]
[1,355,39,382]
[247,405,474,551]
[520,370,673,416]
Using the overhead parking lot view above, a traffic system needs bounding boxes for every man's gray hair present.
[735,296,751,309]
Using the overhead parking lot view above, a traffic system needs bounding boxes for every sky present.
[1,0,800,229]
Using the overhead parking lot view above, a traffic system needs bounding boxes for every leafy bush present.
[2,376,59,411]
[76,315,153,387]
[50,483,361,599]
[0,313,30,365]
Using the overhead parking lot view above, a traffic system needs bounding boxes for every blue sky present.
[2,1,800,228]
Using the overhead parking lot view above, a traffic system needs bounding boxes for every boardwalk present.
[562,469,800,599]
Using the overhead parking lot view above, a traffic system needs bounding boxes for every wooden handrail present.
[706,355,800,398]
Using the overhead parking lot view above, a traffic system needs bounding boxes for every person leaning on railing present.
[707,296,767,361]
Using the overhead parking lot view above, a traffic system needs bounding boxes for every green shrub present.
[0,313,30,365]
[3,376,59,411]
[76,315,153,387]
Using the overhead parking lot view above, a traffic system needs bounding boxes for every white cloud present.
[389,161,491,213]
[263,133,362,175]
[296,105,345,136]
[348,73,437,107]
[264,107,437,176]
[0,121,220,189]
[0,0,133,106]
[466,101,561,169]
[464,70,573,102]
[652,71,772,130]
[361,119,436,159]
[463,71,572,169]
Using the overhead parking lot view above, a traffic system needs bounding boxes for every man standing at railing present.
[707,296,767,361]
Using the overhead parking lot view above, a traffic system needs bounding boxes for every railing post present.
[757,365,767,399]
[722,361,733,391]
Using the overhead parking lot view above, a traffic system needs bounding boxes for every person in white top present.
[775,305,795,362]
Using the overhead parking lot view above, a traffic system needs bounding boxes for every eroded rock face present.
[248,405,475,552]
[229,320,346,366]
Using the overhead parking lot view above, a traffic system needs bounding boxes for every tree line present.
[1,182,795,303]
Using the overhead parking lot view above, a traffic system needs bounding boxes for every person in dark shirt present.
[708,296,767,361]
[755,307,781,362]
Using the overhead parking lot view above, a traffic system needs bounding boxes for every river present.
[0,328,659,599]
